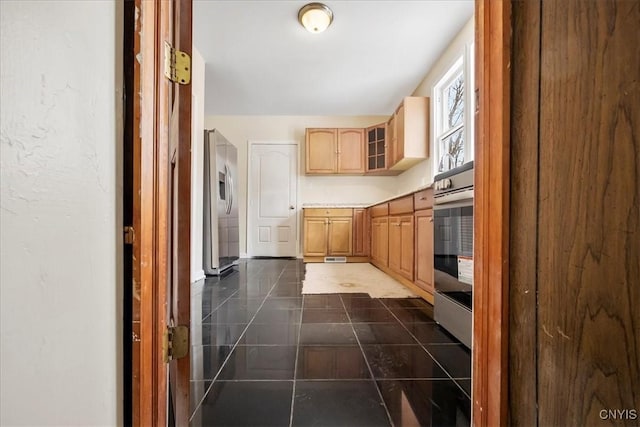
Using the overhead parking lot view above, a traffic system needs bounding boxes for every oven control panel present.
[434,178,452,191]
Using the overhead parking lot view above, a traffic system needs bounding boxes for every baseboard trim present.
[191,270,205,283]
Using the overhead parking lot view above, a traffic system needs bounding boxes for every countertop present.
[301,182,433,209]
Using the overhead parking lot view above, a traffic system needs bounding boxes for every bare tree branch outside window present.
[438,74,465,172]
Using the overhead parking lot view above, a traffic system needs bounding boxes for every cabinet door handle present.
[420,197,426,200]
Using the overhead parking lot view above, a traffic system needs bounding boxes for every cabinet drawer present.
[389,196,414,215]
[370,203,389,218]
[304,208,353,217]
[413,188,433,210]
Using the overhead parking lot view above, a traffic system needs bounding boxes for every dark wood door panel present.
[536,1,640,425]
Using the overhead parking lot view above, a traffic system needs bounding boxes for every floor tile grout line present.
[288,292,304,427]
[340,295,395,427]
[380,301,467,396]
[202,289,240,322]
[189,265,286,421]
[377,301,472,399]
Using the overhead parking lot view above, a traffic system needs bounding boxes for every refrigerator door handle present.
[228,170,234,214]
[225,164,231,215]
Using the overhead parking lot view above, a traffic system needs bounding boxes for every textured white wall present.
[191,48,206,283]
[0,1,121,425]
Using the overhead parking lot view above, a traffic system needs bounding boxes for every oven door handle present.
[433,189,474,208]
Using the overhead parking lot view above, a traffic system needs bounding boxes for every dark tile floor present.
[190,259,471,427]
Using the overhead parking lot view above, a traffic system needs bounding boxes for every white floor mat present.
[302,263,418,299]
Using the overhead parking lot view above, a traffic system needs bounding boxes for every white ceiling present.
[193,0,474,116]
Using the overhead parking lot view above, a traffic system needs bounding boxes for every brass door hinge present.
[124,226,135,245]
[164,41,191,85]
[163,325,189,363]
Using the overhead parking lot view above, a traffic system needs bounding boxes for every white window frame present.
[432,41,475,176]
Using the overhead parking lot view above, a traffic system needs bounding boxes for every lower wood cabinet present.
[303,218,330,256]
[352,208,369,256]
[303,208,353,257]
[327,217,353,256]
[388,215,414,281]
[414,209,434,293]
[371,217,388,266]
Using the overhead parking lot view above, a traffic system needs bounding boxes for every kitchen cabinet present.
[370,216,388,267]
[303,218,329,256]
[414,209,434,293]
[365,124,388,173]
[337,129,365,174]
[353,208,369,256]
[305,128,336,174]
[388,215,414,281]
[305,128,364,175]
[388,97,430,171]
[327,217,353,256]
[303,208,353,257]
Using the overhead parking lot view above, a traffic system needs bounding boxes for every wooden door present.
[337,128,365,174]
[414,209,434,294]
[164,0,192,424]
[388,216,401,272]
[131,0,192,425]
[508,0,640,426]
[303,218,328,256]
[249,144,298,257]
[305,128,336,173]
[399,215,414,280]
[328,217,353,256]
[352,208,369,256]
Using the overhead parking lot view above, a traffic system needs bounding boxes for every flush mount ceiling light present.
[298,3,333,33]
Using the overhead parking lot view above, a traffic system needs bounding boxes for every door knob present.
[289,206,295,210]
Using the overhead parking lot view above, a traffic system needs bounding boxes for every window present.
[433,43,474,174]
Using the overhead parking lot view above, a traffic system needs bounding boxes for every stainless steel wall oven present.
[433,161,473,348]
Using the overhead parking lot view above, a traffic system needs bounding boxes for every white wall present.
[0,1,121,425]
[396,17,475,194]
[191,48,206,283]
[204,115,397,257]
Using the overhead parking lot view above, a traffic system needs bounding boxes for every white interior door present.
[249,143,298,257]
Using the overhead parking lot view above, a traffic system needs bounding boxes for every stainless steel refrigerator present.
[203,129,239,275]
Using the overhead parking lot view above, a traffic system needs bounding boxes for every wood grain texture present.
[353,208,369,257]
[137,0,159,425]
[337,128,365,174]
[305,129,337,174]
[327,217,353,256]
[473,0,511,426]
[166,0,193,423]
[414,209,434,295]
[537,1,640,425]
[508,0,540,424]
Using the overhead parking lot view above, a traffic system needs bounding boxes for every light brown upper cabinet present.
[389,96,430,171]
[366,124,388,174]
[305,128,365,175]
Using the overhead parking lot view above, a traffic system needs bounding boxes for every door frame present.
[127,0,512,424]
[246,141,300,258]
[473,0,511,426]
[127,0,192,425]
